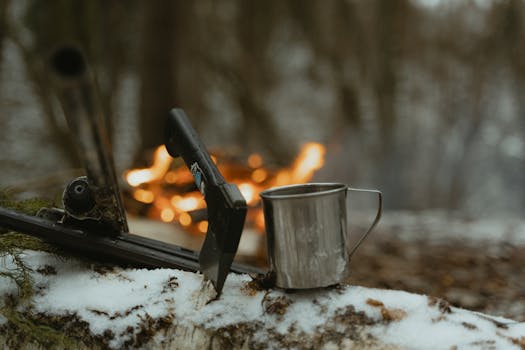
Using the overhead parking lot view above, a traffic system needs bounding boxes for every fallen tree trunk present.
[1,250,524,349]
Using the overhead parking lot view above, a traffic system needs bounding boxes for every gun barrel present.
[50,45,128,232]
[0,207,263,275]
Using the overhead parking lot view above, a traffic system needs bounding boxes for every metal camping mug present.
[260,183,382,289]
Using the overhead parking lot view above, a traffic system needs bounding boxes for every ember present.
[124,143,326,233]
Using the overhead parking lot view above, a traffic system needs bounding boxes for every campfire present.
[124,143,326,234]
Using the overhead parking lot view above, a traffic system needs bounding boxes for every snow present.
[2,250,525,349]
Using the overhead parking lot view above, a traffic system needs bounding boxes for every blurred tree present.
[488,0,525,210]
[232,0,293,162]
[0,0,523,213]
[13,0,138,167]
[0,0,8,70]
[287,0,363,129]
[137,0,181,157]
[368,0,411,147]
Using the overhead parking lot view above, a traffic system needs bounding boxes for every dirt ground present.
[350,235,525,322]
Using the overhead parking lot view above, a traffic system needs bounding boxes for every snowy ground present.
[1,250,525,349]
[348,212,525,322]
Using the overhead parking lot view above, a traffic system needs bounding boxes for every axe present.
[165,108,247,294]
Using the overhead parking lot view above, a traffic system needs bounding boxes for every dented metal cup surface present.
[260,183,382,289]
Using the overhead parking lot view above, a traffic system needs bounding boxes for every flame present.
[171,193,205,212]
[238,182,260,205]
[165,171,178,184]
[160,208,175,222]
[248,153,263,168]
[198,220,208,233]
[251,168,267,183]
[126,145,172,186]
[290,142,325,182]
[272,143,325,186]
[125,142,326,233]
[179,212,192,226]
[133,189,154,204]
[254,211,265,230]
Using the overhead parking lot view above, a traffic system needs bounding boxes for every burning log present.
[187,208,208,224]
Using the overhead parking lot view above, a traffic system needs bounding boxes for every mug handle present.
[346,187,382,258]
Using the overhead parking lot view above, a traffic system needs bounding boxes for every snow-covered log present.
[1,250,525,349]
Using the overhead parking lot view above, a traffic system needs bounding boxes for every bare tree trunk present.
[369,0,412,149]
[92,1,134,140]
[232,0,295,164]
[0,0,8,71]
[138,0,180,157]
[0,0,9,133]
[446,79,484,210]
